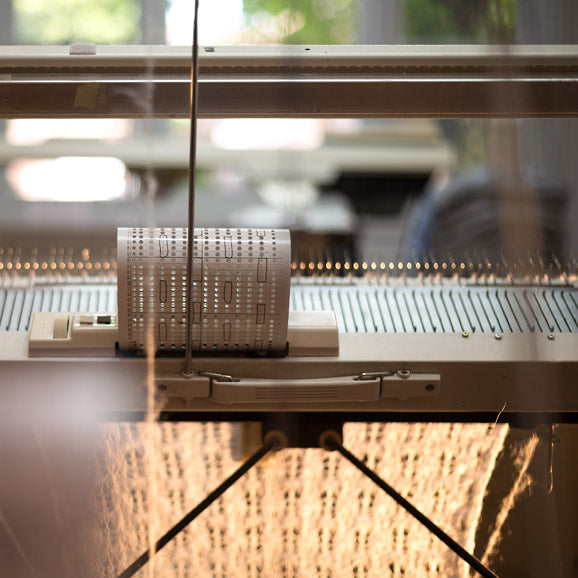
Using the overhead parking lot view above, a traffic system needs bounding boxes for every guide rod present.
[184,0,200,376]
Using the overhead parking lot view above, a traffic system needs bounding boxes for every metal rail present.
[3,283,577,334]
[1,45,577,118]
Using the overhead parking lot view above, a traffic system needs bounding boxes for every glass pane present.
[2,1,574,46]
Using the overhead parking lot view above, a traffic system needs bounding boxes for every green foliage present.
[241,0,515,45]
[405,0,516,43]
[242,0,356,44]
[14,0,140,44]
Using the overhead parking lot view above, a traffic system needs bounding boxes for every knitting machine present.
[1,36,578,578]
[0,241,576,422]
[0,44,577,423]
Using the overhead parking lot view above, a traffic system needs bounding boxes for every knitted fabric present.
[95,422,508,578]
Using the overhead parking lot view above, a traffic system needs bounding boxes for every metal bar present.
[0,45,577,118]
[184,0,199,376]
[116,438,277,578]
[326,436,500,578]
[0,77,576,119]
[120,411,578,424]
[2,44,578,72]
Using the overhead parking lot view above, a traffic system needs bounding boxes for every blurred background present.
[0,0,576,270]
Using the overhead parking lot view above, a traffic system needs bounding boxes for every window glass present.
[0,1,576,260]
[8,0,523,46]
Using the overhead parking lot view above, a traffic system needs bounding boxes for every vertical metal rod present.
[184,0,200,375]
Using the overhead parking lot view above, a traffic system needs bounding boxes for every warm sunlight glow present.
[211,119,324,150]
[7,157,129,202]
[6,119,132,145]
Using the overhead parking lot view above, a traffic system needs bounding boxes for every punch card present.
[117,228,291,354]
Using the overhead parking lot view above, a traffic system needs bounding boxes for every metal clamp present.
[197,371,239,383]
[356,369,440,400]
[381,371,440,400]
[210,370,440,404]
[155,372,211,401]
[354,371,394,381]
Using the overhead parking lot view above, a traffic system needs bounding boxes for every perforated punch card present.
[117,228,291,355]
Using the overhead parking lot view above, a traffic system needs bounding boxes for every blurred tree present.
[14,0,140,44]
[405,0,516,43]
[242,0,356,44]
[404,0,517,167]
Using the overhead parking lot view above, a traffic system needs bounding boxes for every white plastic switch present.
[52,316,69,339]
[29,312,118,356]
[69,43,97,56]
